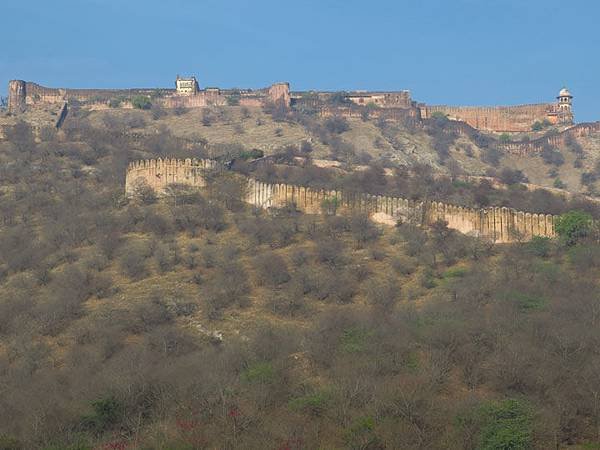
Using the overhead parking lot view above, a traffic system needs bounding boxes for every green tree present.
[0,435,22,450]
[499,133,511,144]
[531,121,543,131]
[430,111,449,121]
[321,196,340,215]
[131,95,152,110]
[555,210,593,245]
[478,399,533,450]
[81,396,124,434]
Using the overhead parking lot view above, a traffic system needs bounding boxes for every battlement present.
[8,75,576,133]
[125,158,559,242]
[8,78,292,113]
[125,157,218,195]
[126,157,218,172]
[496,122,600,155]
[420,100,573,132]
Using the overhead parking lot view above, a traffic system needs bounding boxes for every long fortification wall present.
[22,82,171,106]
[9,80,292,112]
[501,122,600,154]
[448,119,600,156]
[125,158,558,242]
[421,103,557,132]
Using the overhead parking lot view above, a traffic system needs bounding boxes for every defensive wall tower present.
[8,80,27,113]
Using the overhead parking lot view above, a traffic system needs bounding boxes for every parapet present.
[125,157,218,195]
[125,157,560,242]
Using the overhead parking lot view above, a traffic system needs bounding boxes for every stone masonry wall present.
[125,158,218,195]
[421,103,557,132]
[20,82,170,106]
[9,80,292,112]
[125,158,558,243]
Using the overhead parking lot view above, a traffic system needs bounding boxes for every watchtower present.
[557,87,574,124]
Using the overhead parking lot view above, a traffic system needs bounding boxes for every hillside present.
[77,105,600,196]
[0,105,599,449]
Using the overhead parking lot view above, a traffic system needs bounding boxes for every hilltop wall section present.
[8,81,170,111]
[497,122,600,155]
[245,180,556,242]
[448,121,600,156]
[420,103,560,132]
[8,80,292,113]
[125,158,557,242]
[318,105,421,123]
[9,78,572,134]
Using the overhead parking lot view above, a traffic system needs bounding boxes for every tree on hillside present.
[555,210,593,245]
[476,399,533,450]
[540,145,565,166]
[499,133,511,144]
[324,116,350,135]
[499,168,528,185]
[131,95,152,110]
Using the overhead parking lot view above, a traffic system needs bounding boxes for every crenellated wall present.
[10,77,576,135]
[125,158,218,195]
[19,82,171,106]
[245,178,425,222]
[9,80,292,112]
[496,122,600,155]
[449,119,600,156]
[319,105,421,122]
[425,201,555,242]
[420,103,566,132]
[125,158,558,242]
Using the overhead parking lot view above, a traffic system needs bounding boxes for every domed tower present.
[557,87,574,124]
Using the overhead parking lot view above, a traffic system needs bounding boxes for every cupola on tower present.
[557,87,574,124]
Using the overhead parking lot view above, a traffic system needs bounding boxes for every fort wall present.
[495,122,600,155]
[9,78,573,134]
[319,105,421,122]
[420,103,559,132]
[125,158,558,242]
[8,80,27,113]
[9,80,292,112]
[21,82,171,106]
[125,158,218,195]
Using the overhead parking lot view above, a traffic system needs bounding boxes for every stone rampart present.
[425,201,555,242]
[125,158,218,195]
[21,81,171,106]
[421,103,558,132]
[319,105,421,122]
[9,80,292,112]
[496,122,600,155]
[125,158,558,242]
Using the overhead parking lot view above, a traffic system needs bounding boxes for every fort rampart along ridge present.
[126,158,557,243]
[9,76,574,133]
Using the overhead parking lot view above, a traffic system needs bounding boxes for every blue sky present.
[1,0,598,121]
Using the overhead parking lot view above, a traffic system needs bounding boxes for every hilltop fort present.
[8,75,574,133]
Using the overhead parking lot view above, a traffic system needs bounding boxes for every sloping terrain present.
[0,106,599,448]
[78,105,600,197]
